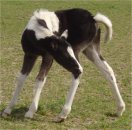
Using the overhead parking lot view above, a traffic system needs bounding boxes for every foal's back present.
[55,8,97,44]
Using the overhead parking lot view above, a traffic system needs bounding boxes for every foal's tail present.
[94,13,112,43]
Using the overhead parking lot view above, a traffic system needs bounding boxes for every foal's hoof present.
[116,105,125,117]
[1,112,10,117]
[53,116,65,123]
[25,111,34,119]
[1,108,11,117]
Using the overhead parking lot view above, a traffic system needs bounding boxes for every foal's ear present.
[61,29,68,39]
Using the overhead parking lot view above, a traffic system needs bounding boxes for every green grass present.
[0,0,131,130]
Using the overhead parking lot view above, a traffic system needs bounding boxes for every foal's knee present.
[72,66,83,79]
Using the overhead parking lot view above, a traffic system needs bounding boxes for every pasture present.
[0,0,131,130]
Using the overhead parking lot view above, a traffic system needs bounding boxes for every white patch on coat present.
[10,73,27,107]
[26,9,59,40]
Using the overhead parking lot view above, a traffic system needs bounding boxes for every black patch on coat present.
[55,8,97,45]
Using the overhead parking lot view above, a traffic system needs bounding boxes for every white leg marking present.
[87,47,125,116]
[54,75,80,122]
[25,77,47,118]
[3,73,27,116]
[103,61,125,116]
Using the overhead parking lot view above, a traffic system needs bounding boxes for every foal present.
[2,8,125,122]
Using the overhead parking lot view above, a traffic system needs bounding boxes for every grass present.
[0,0,131,130]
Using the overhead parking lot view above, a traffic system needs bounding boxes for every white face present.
[67,46,76,59]
[67,46,83,73]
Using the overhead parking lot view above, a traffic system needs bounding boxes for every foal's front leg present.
[2,54,37,117]
[25,78,47,118]
[25,54,53,118]
[54,47,83,123]
[54,74,81,123]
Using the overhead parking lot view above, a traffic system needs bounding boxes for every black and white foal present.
[2,8,125,122]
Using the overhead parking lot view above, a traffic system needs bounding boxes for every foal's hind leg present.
[25,53,53,118]
[2,54,37,117]
[83,45,125,116]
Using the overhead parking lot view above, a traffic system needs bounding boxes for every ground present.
[0,0,131,130]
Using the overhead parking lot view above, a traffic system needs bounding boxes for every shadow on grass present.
[12,107,28,118]
[105,112,118,117]
[0,107,28,121]
[0,106,58,123]
[105,112,119,122]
